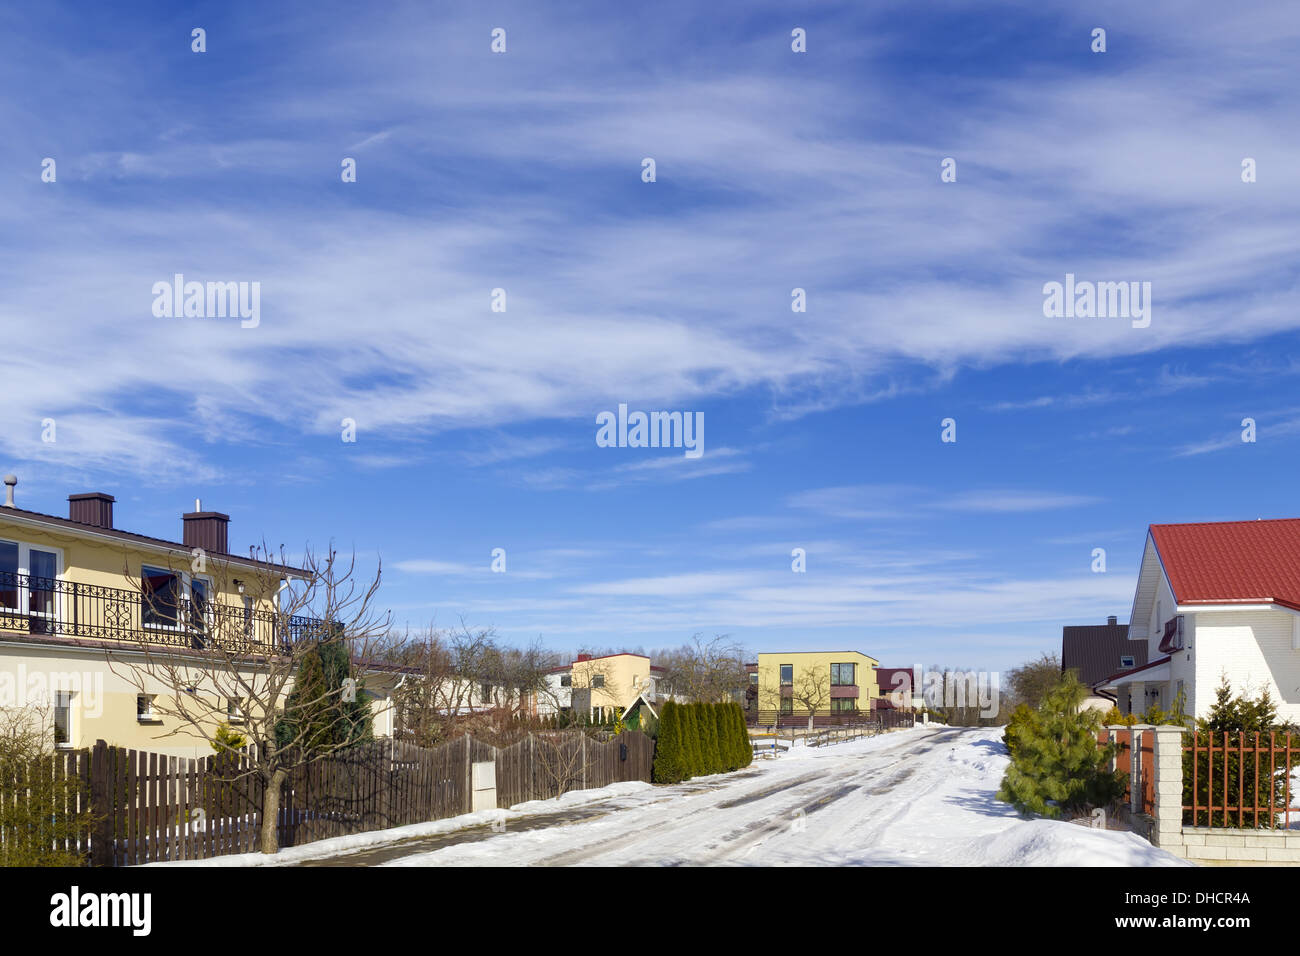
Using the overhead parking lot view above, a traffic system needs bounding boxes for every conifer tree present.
[680,702,702,778]
[700,703,720,774]
[996,673,1124,818]
[732,703,752,768]
[652,700,683,783]
[274,637,372,753]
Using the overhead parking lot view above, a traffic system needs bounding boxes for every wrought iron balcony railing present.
[0,570,328,654]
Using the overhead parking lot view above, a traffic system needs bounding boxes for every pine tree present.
[996,673,1124,818]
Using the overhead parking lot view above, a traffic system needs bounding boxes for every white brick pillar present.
[1150,724,1186,854]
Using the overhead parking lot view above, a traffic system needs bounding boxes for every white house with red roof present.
[1097,518,1300,721]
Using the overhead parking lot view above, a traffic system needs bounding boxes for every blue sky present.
[2,1,1299,670]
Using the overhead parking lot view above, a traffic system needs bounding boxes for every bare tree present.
[792,669,834,730]
[654,633,749,703]
[389,626,563,745]
[105,544,391,854]
[532,730,592,799]
[756,668,833,731]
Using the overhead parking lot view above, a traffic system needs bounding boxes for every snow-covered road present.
[318,725,1187,867]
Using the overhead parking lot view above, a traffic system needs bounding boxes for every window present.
[560,674,572,688]
[831,662,856,686]
[53,691,73,747]
[142,566,181,627]
[780,664,793,685]
[750,673,759,685]
[0,540,16,610]
[137,694,157,722]
[592,675,605,688]
[189,577,210,647]
[1120,655,1135,669]
[831,698,857,713]
[0,539,61,621]
[779,697,793,715]
[480,683,493,703]
[190,577,209,623]
[227,698,245,724]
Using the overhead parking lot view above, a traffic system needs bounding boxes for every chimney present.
[1107,615,1118,626]
[68,493,115,528]
[2,475,15,508]
[576,653,592,662]
[183,507,230,554]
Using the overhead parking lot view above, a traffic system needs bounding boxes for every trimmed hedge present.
[652,701,752,783]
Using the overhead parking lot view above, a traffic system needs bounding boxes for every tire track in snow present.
[543,729,961,866]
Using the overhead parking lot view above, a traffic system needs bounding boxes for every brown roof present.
[0,503,306,577]
[1061,619,1146,687]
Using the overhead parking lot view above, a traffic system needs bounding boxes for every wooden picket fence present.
[1097,727,1155,816]
[34,730,652,866]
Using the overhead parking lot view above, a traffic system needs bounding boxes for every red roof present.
[1150,519,1300,612]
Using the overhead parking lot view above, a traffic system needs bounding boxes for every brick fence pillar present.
[1150,724,1186,854]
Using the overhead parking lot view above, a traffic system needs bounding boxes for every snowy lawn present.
[153,725,1189,866]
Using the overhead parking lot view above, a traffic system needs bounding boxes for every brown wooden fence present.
[750,710,917,731]
[0,749,93,865]
[1098,727,1154,816]
[35,730,652,866]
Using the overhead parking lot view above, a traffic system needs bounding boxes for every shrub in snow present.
[996,673,1124,819]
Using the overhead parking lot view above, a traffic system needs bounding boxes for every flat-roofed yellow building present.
[754,650,879,727]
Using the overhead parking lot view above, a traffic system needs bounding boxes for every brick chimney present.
[69,493,115,528]
[183,501,230,554]
[1107,615,1118,626]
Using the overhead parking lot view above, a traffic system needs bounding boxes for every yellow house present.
[754,650,880,727]
[556,653,672,722]
[0,478,397,757]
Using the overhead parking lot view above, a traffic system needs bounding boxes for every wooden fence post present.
[89,740,113,867]
[463,734,472,815]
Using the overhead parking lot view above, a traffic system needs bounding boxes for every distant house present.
[874,667,923,711]
[1096,518,1300,721]
[1061,615,1146,711]
[753,651,880,727]
[538,652,674,723]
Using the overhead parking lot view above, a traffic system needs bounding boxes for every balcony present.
[0,570,328,654]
